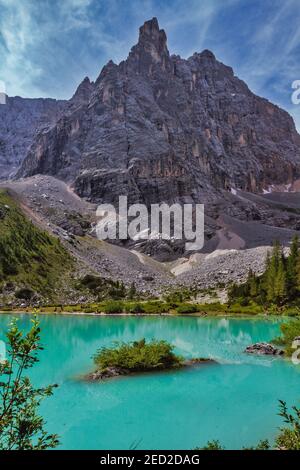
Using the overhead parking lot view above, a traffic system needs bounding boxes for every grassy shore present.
[1,299,299,317]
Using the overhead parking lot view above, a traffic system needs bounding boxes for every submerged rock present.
[244,342,284,356]
[87,367,129,381]
[183,358,216,366]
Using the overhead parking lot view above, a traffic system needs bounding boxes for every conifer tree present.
[248,269,258,298]
[128,282,137,300]
[286,235,299,299]
[274,254,287,304]
[264,243,278,303]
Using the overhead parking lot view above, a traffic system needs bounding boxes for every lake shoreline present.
[0,310,289,320]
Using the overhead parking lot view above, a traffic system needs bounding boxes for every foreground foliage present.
[199,401,300,450]
[93,338,183,372]
[0,318,59,450]
[273,319,300,356]
[197,440,224,450]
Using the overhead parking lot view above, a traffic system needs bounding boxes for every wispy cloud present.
[0,0,299,130]
[0,0,43,97]
[219,0,300,130]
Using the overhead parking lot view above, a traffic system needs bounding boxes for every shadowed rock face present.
[17,17,300,205]
[0,96,65,179]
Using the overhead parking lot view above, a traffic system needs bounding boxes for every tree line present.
[229,236,300,307]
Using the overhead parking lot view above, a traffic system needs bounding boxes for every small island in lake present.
[85,339,215,381]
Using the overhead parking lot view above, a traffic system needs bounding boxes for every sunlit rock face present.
[17,18,300,205]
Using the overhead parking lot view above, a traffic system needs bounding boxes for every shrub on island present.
[85,339,215,381]
[93,339,183,372]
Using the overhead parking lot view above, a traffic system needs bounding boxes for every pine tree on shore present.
[229,237,300,307]
[286,235,299,299]
[274,254,287,304]
[264,241,282,303]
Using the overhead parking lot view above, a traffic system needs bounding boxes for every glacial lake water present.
[0,313,299,450]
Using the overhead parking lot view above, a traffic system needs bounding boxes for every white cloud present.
[0,0,299,132]
[0,1,43,96]
[0,0,97,97]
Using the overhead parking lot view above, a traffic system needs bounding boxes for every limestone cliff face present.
[0,96,65,179]
[17,18,300,204]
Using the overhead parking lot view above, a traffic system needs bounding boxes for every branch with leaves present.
[0,317,59,450]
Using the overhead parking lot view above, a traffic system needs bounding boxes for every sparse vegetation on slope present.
[0,189,73,303]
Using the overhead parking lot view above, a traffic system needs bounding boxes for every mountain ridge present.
[14,17,300,207]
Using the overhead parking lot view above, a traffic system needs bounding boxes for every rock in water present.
[16,17,300,206]
[245,342,284,355]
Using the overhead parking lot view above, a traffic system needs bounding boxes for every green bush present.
[176,304,198,314]
[93,338,183,371]
[273,319,300,355]
[83,307,95,313]
[102,301,124,314]
[80,274,104,290]
[79,275,127,299]
[124,303,145,313]
[228,302,261,314]
[15,287,34,301]
[141,301,170,314]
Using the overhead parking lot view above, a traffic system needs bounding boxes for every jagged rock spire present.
[138,17,168,55]
[128,17,169,71]
[71,76,94,103]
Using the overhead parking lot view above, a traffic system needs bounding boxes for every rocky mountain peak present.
[138,17,167,49]
[95,59,118,85]
[128,17,169,69]
[71,76,94,104]
[197,49,216,60]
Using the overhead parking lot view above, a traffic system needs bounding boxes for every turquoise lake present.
[0,313,300,450]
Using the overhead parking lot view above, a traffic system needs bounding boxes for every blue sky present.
[0,0,300,129]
